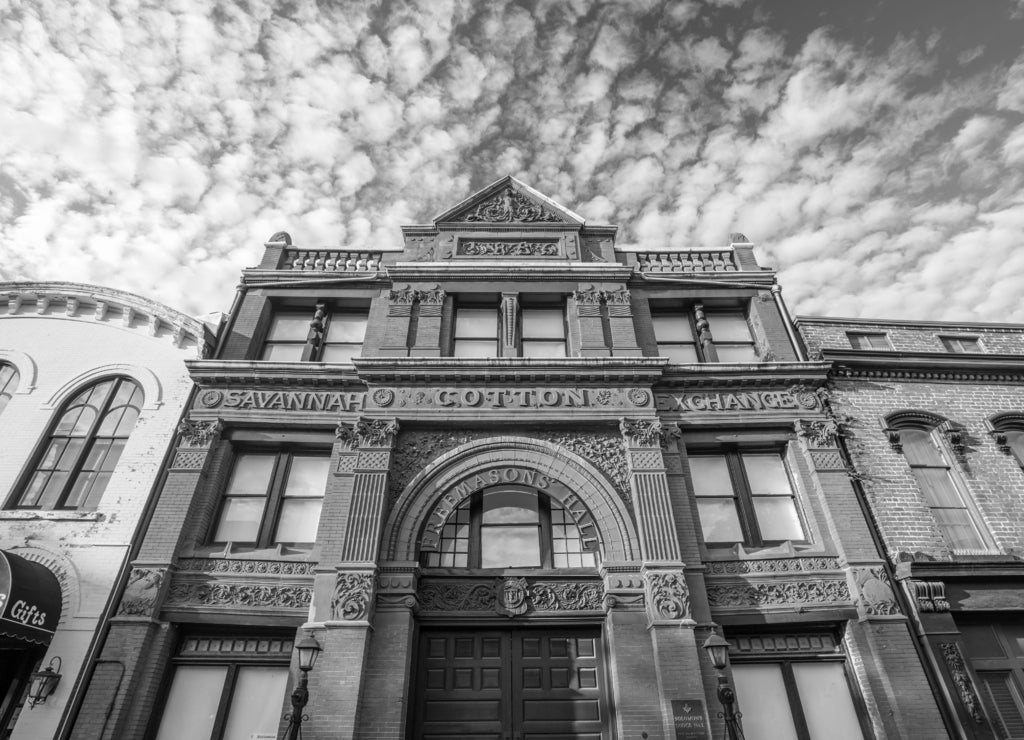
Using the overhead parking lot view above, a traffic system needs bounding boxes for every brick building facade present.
[0,283,211,739]
[69,178,951,739]
[797,316,1024,739]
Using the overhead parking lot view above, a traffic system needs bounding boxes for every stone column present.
[306,417,400,740]
[604,287,641,356]
[619,418,707,738]
[380,287,415,357]
[411,287,445,357]
[573,287,609,357]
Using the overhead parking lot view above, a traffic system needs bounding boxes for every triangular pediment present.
[434,176,584,225]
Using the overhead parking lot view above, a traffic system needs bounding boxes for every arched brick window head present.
[884,411,988,551]
[14,377,143,511]
[0,363,19,416]
[988,412,1024,469]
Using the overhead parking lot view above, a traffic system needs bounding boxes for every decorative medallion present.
[459,187,561,223]
[627,388,651,407]
[496,577,530,617]
[198,389,224,408]
[372,389,395,408]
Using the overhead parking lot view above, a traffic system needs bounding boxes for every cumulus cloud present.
[1,0,1023,324]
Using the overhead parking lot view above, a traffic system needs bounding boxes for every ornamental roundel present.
[198,389,224,408]
[372,388,395,408]
[627,388,650,407]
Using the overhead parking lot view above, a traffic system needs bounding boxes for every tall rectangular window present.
[213,451,329,549]
[260,305,367,362]
[152,635,292,740]
[653,305,756,363]
[453,304,499,357]
[689,448,805,547]
[733,660,866,740]
[900,428,986,550]
[847,332,891,350]
[521,305,567,358]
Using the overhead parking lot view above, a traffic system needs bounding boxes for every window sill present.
[701,541,826,561]
[187,543,315,560]
[0,510,103,522]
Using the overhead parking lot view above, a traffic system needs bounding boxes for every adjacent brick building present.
[798,316,1024,739]
[70,178,951,739]
[0,283,212,739]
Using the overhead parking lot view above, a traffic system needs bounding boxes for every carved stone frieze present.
[457,186,561,223]
[460,240,559,257]
[118,567,165,616]
[851,566,900,617]
[940,642,985,724]
[176,558,316,576]
[705,557,841,575]
[910,579,950,612]
[355,417,400,447]
[706,579,851,608]
[418,578,603,615]
[331,572,375,621]
[644,570,691,621]
[620,418,662,447]
[166,581,311,610]
[177,418,223,448]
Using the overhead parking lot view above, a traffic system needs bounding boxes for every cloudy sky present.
[2,0,1024,321]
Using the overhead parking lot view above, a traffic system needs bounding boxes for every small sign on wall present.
[671,699,710,740]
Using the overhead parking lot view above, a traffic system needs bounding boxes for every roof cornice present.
[656,361,831,388]
[797,316,1024,332]
[0,281,211,349]
[823,348,1024,380]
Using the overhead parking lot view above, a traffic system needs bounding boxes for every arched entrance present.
[382,437,638,740]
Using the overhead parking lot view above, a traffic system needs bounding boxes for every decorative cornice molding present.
[352,357,667,384]
[185,360,365,386]
[386,263,634,282]
[825,348,1024,380]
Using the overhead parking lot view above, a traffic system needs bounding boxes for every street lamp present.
[284,635,322,740]
[702,628,745,740]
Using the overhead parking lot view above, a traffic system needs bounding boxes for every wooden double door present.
[412,627,608,740]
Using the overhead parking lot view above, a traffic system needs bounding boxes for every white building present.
[0,283,212,740]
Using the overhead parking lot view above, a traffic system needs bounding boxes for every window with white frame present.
[652,304,756,363]
[0,363,19,416]
[846,332,891,350]
[260,303,367,363]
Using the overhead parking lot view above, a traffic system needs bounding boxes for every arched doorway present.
[384,438,637,740]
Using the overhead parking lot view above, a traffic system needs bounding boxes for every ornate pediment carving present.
[451,186,563,223]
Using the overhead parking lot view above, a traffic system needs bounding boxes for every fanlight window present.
[422,488,599,569]
[16,377,143,510]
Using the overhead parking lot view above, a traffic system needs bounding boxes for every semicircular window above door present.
[421,486,600,569]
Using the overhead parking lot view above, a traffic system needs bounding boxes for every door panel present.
[413,628,607,740]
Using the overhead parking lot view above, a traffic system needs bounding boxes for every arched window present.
[421,487,599,569]
[14,377,143,510]
[989,413,1024,471]
[886,413,989,551]
[0,363,19,415]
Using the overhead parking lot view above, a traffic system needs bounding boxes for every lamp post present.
[702,628,745,740]
[284,635,322,740]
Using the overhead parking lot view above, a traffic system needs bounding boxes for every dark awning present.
[0,551,62,645]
